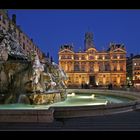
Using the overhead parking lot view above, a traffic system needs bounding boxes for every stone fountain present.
[0,27,68,105]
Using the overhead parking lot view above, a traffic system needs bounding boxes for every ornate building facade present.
[127,54,140,88]
[0,10,43,60]
[59,32,126,87]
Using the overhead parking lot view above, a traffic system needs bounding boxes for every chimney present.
[12,14,16,24]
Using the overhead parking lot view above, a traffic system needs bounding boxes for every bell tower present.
[84,32,95,51]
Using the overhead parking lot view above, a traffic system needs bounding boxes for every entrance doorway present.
[89,76,96,86]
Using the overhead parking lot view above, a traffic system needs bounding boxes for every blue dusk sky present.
[8,10,140,63]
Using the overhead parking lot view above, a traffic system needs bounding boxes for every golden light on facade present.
[96,81,99,86]
[59,33,126,87]
[95,55,98,60]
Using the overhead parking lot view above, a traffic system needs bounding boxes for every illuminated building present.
[127,54,140,88]
[59,32,126,87]
[0,9,43,60]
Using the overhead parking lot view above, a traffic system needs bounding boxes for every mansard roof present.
[107,43,126,53]
[60,44,74,51]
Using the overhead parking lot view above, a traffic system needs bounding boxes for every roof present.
[133,55,140,59]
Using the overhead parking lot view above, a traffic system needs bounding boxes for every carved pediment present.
[59,49,74,54]
[86,47,97,51]
[112,48,126,53]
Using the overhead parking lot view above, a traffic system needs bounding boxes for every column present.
[65,62,68,71]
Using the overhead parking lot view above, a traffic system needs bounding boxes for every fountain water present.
[91,94,95,99]
[18,94,30,104]
[67,92,75,97]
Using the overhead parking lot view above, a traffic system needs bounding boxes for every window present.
[113,54,117,59]
[74,62,79,65]
[120,55,124,59]
[74,65,80,71]
[23,43,25,50]
[120,66,123,71]
[99,55,102,59]
[105,63,110,71]
[81,66,85,72]
[89,55,94,60]
[61,56,65,59]
[81,55,85,60]
[67,55,71,59]
[89,65,94,72]
[105,55,109,59]
[23,36,25,40]
[81,62,86,65]
[74,55,79,60]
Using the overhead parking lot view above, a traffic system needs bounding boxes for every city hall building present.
[59,32,126,87]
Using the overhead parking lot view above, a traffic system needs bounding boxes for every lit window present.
[74,55,79,60]
[81,55,85,60]
[134,63,137,66]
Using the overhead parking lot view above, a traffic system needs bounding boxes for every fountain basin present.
[0,89,140,122]
[0,108,54,123]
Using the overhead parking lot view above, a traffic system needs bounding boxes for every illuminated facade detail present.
[0,10,43,60]
[127,54,140,86]
[59,32,126,87]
